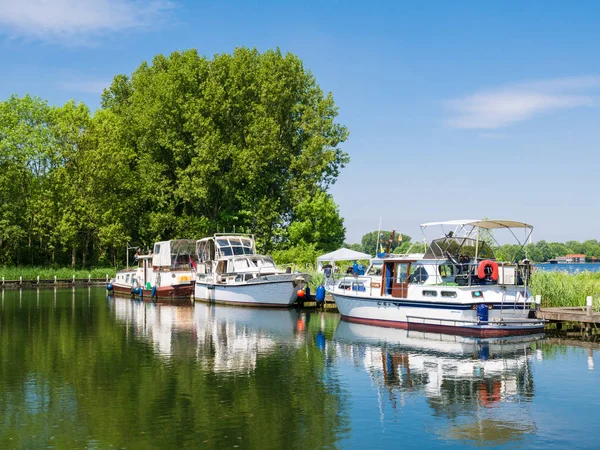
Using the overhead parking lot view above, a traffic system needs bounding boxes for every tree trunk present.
[82,237,88,268]
[71,245,76,268]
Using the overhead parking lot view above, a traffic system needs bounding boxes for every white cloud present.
[59,80,111,94]
[0,0,174,44]
[446,76,600,129]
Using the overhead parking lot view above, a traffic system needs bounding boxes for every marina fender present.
[477,260,499,281]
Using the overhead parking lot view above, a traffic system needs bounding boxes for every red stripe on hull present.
[340,315,544,338]
[111,285,134,296]
[111,284,193,304]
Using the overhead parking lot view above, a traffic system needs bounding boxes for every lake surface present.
[535,262,600,273]
[1,287,598,449]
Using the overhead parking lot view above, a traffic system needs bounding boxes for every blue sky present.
[1,0,599,244]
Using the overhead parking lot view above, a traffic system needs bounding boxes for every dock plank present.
[537,307,600,324]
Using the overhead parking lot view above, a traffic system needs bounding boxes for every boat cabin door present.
[383,261,411,298]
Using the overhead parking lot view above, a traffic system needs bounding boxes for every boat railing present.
[325,272,381,296]
[439,260,532,287]
[406,315,547,327]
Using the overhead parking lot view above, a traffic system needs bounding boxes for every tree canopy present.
[0,47,349,267]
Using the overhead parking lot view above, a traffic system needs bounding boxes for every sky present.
[1,0,599,244]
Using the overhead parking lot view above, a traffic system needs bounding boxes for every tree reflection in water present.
[0,289,348,449]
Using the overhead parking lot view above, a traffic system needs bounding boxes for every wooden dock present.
[1,278,108,288]
[537,306,600,329]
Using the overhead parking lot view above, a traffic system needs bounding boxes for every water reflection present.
[194,303,302,373]
[0,290,345,449]
[333,321,543,445]
[109,296,304,371]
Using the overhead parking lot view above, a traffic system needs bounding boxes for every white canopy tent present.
[316,248,372,272]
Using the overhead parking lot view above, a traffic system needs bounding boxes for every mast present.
[376,215,382,255]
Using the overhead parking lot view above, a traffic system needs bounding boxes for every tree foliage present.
[0,47,349,267]
[99,47,348,254]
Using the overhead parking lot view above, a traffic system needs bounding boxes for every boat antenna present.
[376,216,382,256]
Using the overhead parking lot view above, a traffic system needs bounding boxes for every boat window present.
[441,291,457,298]
[220,247,233,257]
[126,274,130,282]
[339,281,366,291]
[216,260,227,274]
[234,259,249,270]
[439,264,454,277]
[233,246,245,255]
[171,254,190,270]
[409,266,429,284]
[154,244,160,254]
[261,257,275,267]
[422,290,437,297]
[368,262,383,276]
[395,263,409,283]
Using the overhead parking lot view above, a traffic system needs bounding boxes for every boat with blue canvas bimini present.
[328,219,546,337]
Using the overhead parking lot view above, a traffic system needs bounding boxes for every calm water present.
[1,288,599,449]
[535,262,600,273]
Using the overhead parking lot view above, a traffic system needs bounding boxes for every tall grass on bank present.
[0,267,116,281]
[306,271,325,291]
[530,271,600,310]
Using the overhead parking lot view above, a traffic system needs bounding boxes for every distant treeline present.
[348,231,600,263]
[0,48,349,268]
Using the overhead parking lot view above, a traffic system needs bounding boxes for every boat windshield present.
[216,236,255,257]
[251,256,276,268]
[423,237,495,260]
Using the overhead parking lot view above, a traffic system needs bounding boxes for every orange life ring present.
[478,260,499,281]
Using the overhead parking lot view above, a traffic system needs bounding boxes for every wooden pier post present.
[587,296,593,317]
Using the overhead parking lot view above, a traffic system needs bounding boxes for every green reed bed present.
[0,267,116,281]
[530,270,600,310]
[306,270,326,291]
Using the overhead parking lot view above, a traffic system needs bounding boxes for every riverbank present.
[0,267,116,282]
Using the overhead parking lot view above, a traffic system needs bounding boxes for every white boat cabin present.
[196,234,283,279]
[152,239,197,270]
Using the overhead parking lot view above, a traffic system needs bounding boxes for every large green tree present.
[99,47,349,253]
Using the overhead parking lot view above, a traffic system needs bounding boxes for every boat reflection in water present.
[109,295,197,357]
[334,321,544,446]
[193,302,302,373]
[109,296,302,369]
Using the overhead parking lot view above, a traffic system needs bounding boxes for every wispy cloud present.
[446,76,600,129]
[59,79,111,94]
[0,0,175,45]
[479,132,505,140]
